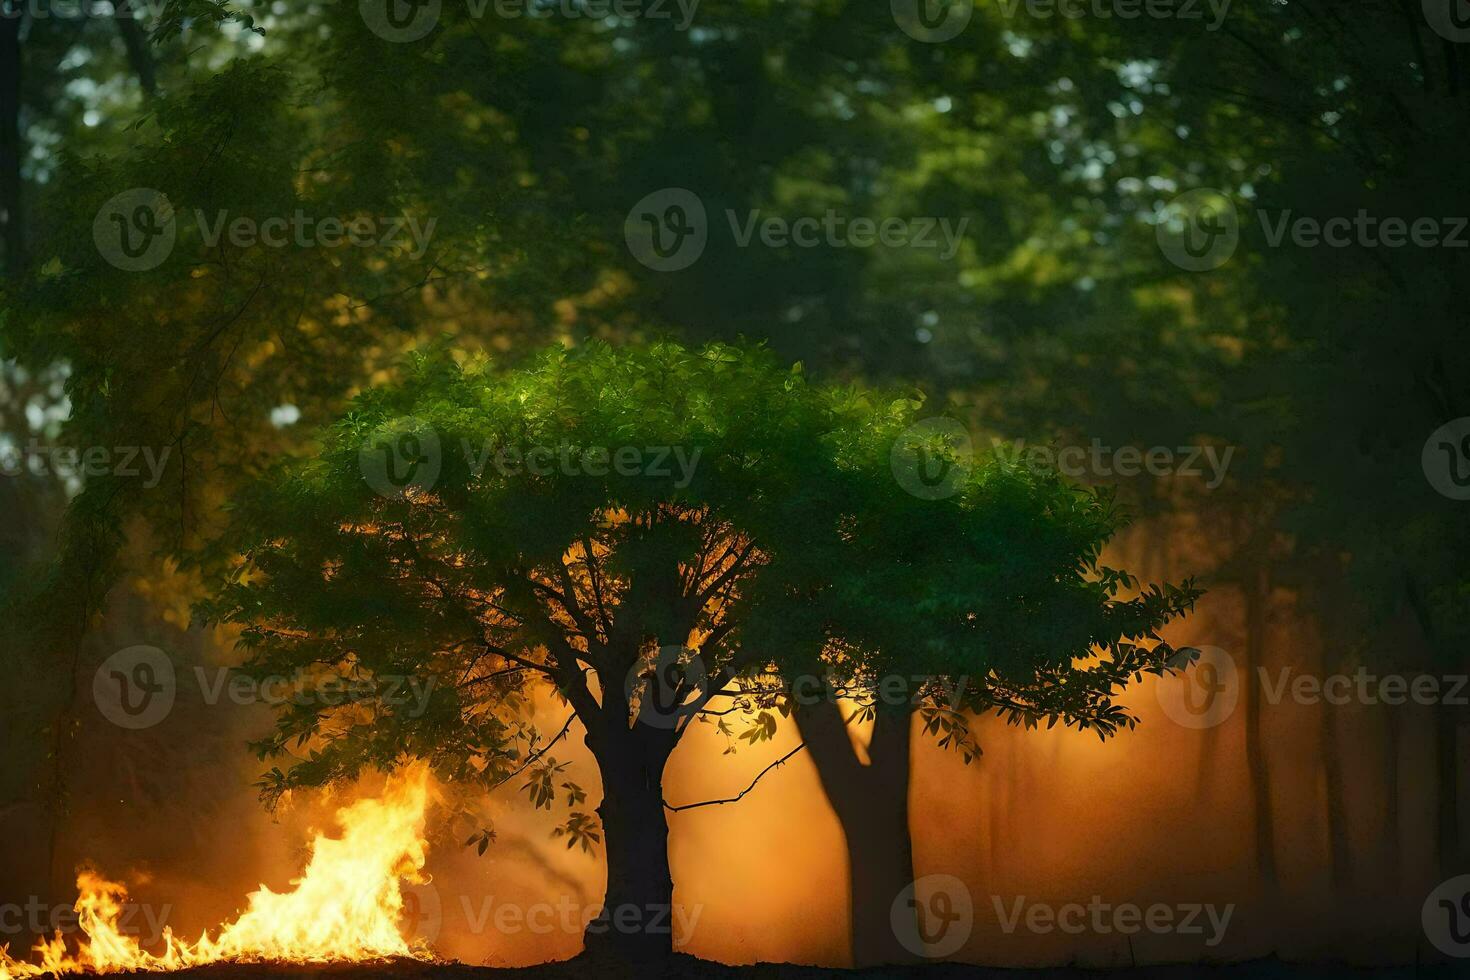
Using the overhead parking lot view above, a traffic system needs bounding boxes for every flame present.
[0,766,433,978]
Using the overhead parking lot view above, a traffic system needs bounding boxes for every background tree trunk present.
[0,9,25,275]
[116,13,158,98]
[1437,702,1463,878]
[1244,557,1278,892]
[795,694,917,967]
[1316,610,1353,891]
[1381,702,1401,887]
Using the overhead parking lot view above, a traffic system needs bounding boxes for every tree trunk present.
[0,9,25,275]
[1437,701,1463,878]
[1315,614,1353,890]
[583,723,678,961]
[1243,558,1278,891]
[794,693,918,967]
[1403,572,1464,880]
[1319,694,1353,888]
[116,12,158,98]
[1382,701,1401,886]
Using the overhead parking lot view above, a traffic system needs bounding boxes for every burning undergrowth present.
[0,767,434,979]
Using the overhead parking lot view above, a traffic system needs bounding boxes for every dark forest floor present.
[96,956,1468,979]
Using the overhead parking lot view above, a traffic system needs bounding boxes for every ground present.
[94,957,1466,980]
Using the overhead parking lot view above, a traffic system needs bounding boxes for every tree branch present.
[485,713,576,793]
[663,743,805,812]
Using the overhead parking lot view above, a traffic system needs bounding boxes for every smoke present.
[0,517,1453,968]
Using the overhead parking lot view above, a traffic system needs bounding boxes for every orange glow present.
[0,766,433,979]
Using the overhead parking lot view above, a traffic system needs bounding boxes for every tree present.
[198,340,1198,961]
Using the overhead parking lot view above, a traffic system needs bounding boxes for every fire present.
[0,766,434,978]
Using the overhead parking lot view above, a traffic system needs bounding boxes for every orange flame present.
[0,766,433,978]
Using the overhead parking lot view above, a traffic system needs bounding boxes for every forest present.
[0,0,1468,976]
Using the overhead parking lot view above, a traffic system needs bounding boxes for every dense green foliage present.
[2,0,1467,933]
[197,342,1196,819]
